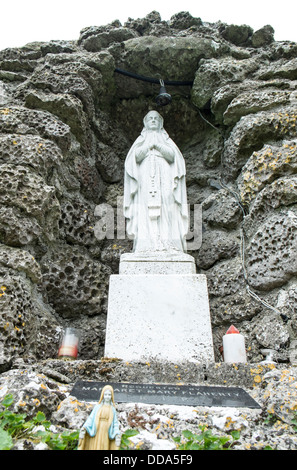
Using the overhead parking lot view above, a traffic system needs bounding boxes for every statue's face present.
[103,389,112,403]
[145,112,161,131]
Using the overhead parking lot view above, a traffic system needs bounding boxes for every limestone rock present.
[244,175,297,237]
[0,272,60,369]
[25,90,91,148]
[257,57,297,81]
[0,206,42,246]
[202,189,243,229]
[222,107,297,179]
[0,367,67,419]
[221,24,253,46]
[211,80,258,124]
[0,81,12,105]
[238,140,297,205]
[223,89,290,126]
[95,141,123,183]
[118,13,162,39]
[191,57,259,109]
[114,35,225,94]
[207,257,263,336]
[1,361,297,450]
[246,213,297,290]
[0,245,41,283]
[58,197,97,248]
[0,47,40,75]
[169,11,202,30]
[0,106,71,152]
[0,133,64,178]
[39,40,78,55]
[79,23,139,52]
[0,164,60,245]
[255,314,289,350]
[196,229,239,270]
[40,244,111,317]
[251,25,274,48]
[201,128,224,168]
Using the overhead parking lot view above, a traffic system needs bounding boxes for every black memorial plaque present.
[70,381,261,409]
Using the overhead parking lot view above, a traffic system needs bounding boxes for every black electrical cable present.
[114,68,193,87]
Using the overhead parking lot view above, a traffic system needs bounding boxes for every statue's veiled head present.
[143,110,163,131]
[98,385,115,405]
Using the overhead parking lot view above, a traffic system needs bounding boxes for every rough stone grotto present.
[0,11,297,450]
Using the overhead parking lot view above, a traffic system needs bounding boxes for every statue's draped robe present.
[124,127,188,252]
[78,403,120,450]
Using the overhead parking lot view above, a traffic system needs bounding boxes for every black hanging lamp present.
[155,79,172,106]
[114,68,193,106]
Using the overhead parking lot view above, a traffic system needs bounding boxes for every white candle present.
[223,325,247,363]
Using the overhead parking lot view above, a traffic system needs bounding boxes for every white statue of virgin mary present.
[123,110,188,253]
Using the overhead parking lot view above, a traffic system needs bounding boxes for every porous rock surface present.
[0,359,297,450]
[0,10,297,450]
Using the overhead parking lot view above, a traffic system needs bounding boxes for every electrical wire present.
[115,68,227,135]
[224,189,283,317]
[114,68,193,86]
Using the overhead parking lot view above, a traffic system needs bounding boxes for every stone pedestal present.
[119,251,196,274]
[104,252,215,363]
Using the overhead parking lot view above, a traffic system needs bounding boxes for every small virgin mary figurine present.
[78,385,121,450]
